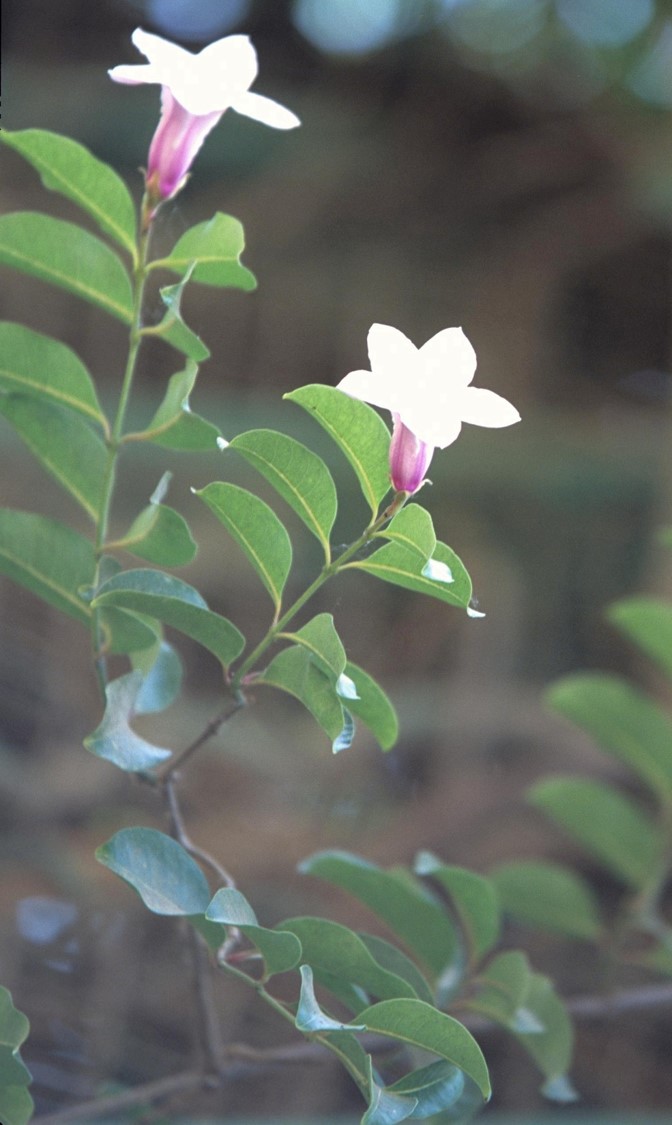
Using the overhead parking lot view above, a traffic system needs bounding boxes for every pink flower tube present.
[109,29,300,204]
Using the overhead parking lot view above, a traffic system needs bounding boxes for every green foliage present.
[97,827,211,915]
[132,641,183,714]
[347,539,472,610]
[93,569,246,670]
[0,509,94,623]
[286,384,391,516]
[229,429,338,560]
[112,475,197,567]
[0,212,133,322]
[376,503,436,560]
[0,394,107,521]
[414,852,501,962]
[0,321,106,426]
[206,889,302,976]
[142,270,211,362]
[385,1060,466,1121]
[126,362,221,450]
[0,987,33,1125]
[196,482,293,613]
[84,671,172,772]
[490,860,602,941]
[0,128,137,257]
[529,776,661,889]
[259,644,351,750]
[342,662,399,751]
[296,964,366,1032]
[608,595,672,680]
[150,212,257,290]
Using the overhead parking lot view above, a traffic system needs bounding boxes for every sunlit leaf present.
[125,362,221,451]
[376,504,436,561]
[93,569,245,669]
[84,671,172,772]
[285,384,391,516]
[357,934,434,1006]
[112,501,197,568]
[133,641,183,714]
[0,212,133,322]
[0,321,105,425]
[260,644,347,746]
[608,596,672,680]
[281,613,346,681]
[196,481,292,612]
[229,428,338,559]
[346,539,472,610]
[96,827,211,915]
[547,672,672,806]
[342,662,398,751]
[99,607,160,655]
[299,850,459,979]
[150,212,256,289]
[0,509,94,623]
[0,128,137,256]
[529,775,662,888]
[0,394,107,521]
[357,999,490,1101]
[465,950,534,1030]
[490,860,602,940]
[206,889,302,976]
[414,852,500,962]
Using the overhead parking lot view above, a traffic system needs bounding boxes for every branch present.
[34,1070,205,1124]
[155,694,246,782]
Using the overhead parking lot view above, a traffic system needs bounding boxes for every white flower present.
[337,324,520,493]
[109,29,300,201]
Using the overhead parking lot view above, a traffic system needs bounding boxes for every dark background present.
[1,0,672,1119]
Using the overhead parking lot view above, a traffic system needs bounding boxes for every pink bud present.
[389,414,433,495]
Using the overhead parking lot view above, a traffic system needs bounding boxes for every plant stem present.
[230,492,406,688]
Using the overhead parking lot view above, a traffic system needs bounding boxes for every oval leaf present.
[342,662,399,751]
[285,385,391,516]
[93,569,245,670]
[126,362,220,451]
[358,999,491,1101]
[0,394,107,520]
[143,273,211,362]
[376,504,436,561]
[529,775,662,888]
[84,671,172,772]
[133,641,183,714]
[229,429,338,559]
[96,827,211,915]
[113,502,197,568]
[0,321,105,425]
[0,129,137,257]
[260,644,346,745]
[414,853,501,962]
[0,212,133,322]
[281,613,346,682]
[490,860,602,941]
[389,1060,465,1120]
[0,509,94,623]
[608,595,672,680]
[150,213,256,290]
[196,482,292,613]
[207,891,301,975]
[347,540,472,610]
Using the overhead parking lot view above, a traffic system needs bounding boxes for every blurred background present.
[2,0,672,1120]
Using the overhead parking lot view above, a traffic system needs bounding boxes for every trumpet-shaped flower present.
[337,324,520,494]
[109,29,300,202]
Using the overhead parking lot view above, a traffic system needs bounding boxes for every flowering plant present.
[4,24,670,1125]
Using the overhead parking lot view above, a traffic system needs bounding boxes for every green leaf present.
[229,428,338,559]
[96,827,211,915]
[342,662,399,751]
[608,596,672,680]
[84,671,172,772]
[196,482,292,613]
[0,1047,31,1088]
[281,613,346,682]
[285,385,391,516]
[0,989,29,1052]
[467,950,536,1032]
[0,212,133,322]
[150,212,257,290]
[280,916,421,1002]
[347,539,472,610]
[510,973,576,1099]
[0,394,107,520]
[299,850,459,979]
[259,645,347,748]
[364,1057,417,1125]
[490,860,602,941]
[357,934,434,1006]
[0,509,94,623]
[414,852,500,962]
[206,890,302,976]
[376,504,436,561]
[529,775,662,888]
[93,569,245,669]
[389,1060,466,1120]
[0,128,137,256]
[126,362,221,451]
[113,501,197,568]
[143,269,211,362]
[295,965,366,1033]
[0,1085,34,1125]
[99,607,160,655]
[358,999,491,1101]
[0,321,105,425]
[547,672,672,806]
[133,641,183,714]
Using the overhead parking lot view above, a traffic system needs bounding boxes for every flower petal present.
[108,63,158,86]
[232,90,301,129]
[367,323,418,380]
[458,386,521,428]
[401,406,463,449]
[132,27,194,74]
[419,327,477,389]
[337,369,400,413]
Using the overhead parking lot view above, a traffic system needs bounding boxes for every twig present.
[34,1070,205,1124]
[155,695,246,782]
